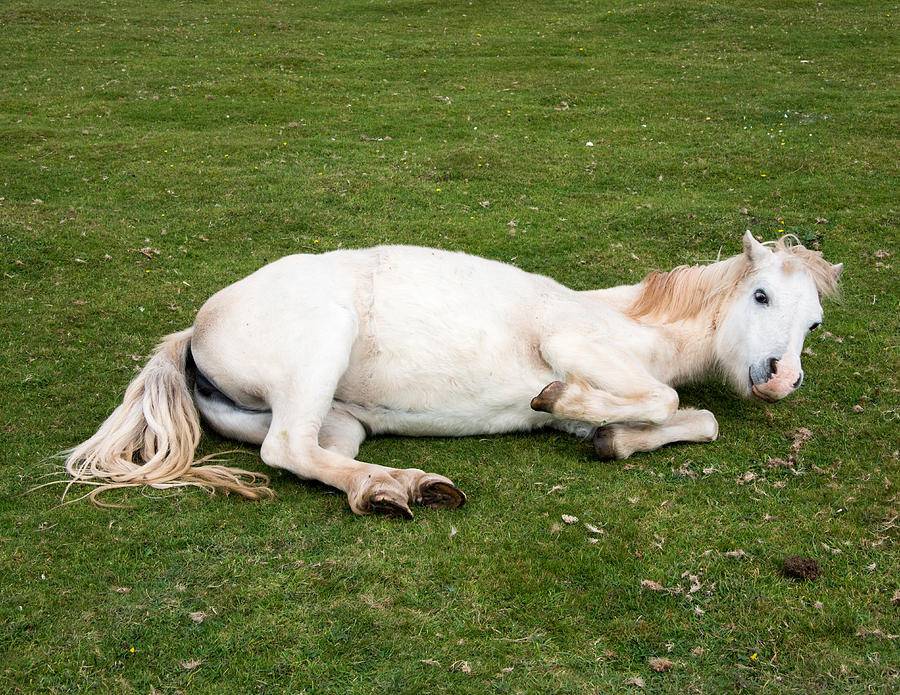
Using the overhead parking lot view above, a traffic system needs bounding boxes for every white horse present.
[64,232,841,516]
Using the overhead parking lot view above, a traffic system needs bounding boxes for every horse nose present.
[766,358,803,392]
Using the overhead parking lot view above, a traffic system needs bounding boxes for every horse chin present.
[751,384,779,403]
[746,366,783,403]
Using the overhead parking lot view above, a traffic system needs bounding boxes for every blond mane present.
[628,236,839,324]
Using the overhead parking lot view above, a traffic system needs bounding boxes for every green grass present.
[1,0,898,692]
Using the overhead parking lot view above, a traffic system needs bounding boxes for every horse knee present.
[647,388,679,424]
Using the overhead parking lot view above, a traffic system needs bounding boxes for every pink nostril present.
[768,358,778,377]
[793,373,803,389]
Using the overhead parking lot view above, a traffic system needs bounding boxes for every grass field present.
[1,0,898,692]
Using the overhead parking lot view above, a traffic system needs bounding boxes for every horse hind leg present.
[317,404,466,512]
[318,404,367,458]
[194,386,271,446]
[262,428,410,518]
[260,382,466,519]
[593,408,719,460]
[263,417,465,518]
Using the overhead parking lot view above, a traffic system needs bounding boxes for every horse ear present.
[831,262,844,281]
[742,230,770,265]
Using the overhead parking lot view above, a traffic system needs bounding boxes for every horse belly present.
[336,305,556,436]
[337,376,553,438]
[349,403,549,437]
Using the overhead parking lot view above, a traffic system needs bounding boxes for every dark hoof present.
[531,380,566,413]
[369,493,414,520]
[418,479,467,510]
[593,427,617,461]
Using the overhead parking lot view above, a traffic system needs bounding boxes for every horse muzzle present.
[749,358,803,402]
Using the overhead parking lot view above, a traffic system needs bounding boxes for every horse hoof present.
[368,493,414,520]
[531,380,566,413]
[417,477,467,510]
[593,427,617,461]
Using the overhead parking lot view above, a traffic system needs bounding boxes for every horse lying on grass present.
[63,232,841,516]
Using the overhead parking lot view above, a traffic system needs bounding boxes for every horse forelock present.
[768,235,840,299]
[627,254,752,324]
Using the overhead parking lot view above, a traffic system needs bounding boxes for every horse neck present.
[653,256,750,383]
[587,255,749,385]
[658,312,723,386]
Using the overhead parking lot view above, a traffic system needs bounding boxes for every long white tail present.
[63,328,272,505]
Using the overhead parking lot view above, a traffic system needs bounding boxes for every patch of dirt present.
[789,426,813,452]
[640,579,665,591]
[782,555,821,580]
[649,657,675,672]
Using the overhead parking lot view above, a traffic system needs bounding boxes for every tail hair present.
[61,328,273,506]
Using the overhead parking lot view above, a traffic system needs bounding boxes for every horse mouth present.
[749,368,777,403]
[751,384,777,403]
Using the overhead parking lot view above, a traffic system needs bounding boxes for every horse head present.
[717,231,842,402]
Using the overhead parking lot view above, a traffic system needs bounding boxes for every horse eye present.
[753,289,769,305]
[809,322,820,332]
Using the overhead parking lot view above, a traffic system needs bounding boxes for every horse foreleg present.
[534,333,680,426]
[592,408,719,460]
[531,378,679,427]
